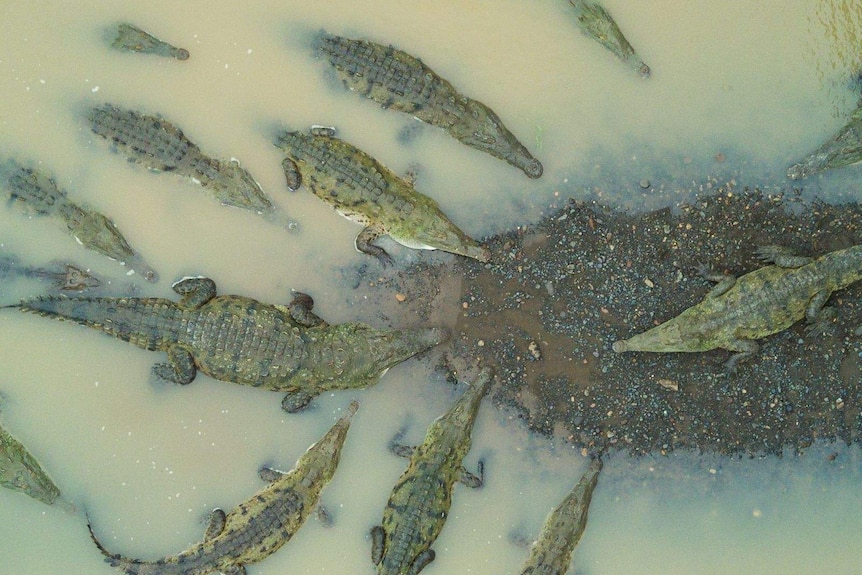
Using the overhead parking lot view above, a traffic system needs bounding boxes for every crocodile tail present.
[12,295,178,351]
[87,520,154,575]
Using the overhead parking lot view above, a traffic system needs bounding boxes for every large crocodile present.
[87,104,275,214]
[275,127,490,265]
[9,277,448,411]
[0,254,101,291]
[0,158,157,282]
[612,244,862,370]
[371,367,491,575]
[110,23,190,61]
[0,415,74,512]
[518,457,603,575]
[787,102,862,180]
[313,32,543,179]
[89,400,359,575]
[567,0,651,78]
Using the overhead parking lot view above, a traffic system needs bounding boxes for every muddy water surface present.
[1,1,861,574]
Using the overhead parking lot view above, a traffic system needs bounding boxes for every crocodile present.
[9,277,449,412]
[518,457,603,575]
[371,367,492,575]
[89,400,359,575]
[0,254,100,291]
[313,32,543,179]
[0,416,74,512]
[275,127,490,265]
[612,244,862,371]
[110,23,190,60]
[567,0,651,78]
[88,104,275,214]
[0,158,157,282]
[787,102,862,180]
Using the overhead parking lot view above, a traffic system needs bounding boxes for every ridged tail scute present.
[88,520,150,574]
[12,295,180,351]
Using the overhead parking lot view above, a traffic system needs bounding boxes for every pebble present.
[395,293,406,302]
[639,179,651,189]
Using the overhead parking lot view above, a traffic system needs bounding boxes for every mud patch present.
[352,187,862,457]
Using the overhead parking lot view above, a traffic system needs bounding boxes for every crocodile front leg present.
[152,345,196,384]
[458,460,484,488]
[172,276,217,309]
[370,525,385,565]
[289,291,328,327]
[755,245,813,267]
[356,224,394,267]
[804,290,837,336]
[407,549,435,575]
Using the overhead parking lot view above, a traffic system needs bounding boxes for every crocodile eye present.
[473,132,496,145]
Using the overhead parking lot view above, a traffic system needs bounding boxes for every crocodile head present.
[393,215,491,263]
[297,401,358,484]
[456,99,543,179]
[334,325,450,387]
[211,159,275,214]
[69,211,158,283]
[0,437,61,506]
[426,367,492,446]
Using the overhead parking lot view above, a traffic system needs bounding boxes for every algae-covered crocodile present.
[0,158,157,282]
[567,0,651,78]
[612,244,862,370]
[518,457,602,575]
[275,127,490,265]
[88,104,275,214]
[371,367,491,575]
[314,32,543,179]
[9,277,448,411]
[0,415,74,512]
[787,102,862,180]
[0,254,101,291]
[89,401,358,575]
[110,23,189,60]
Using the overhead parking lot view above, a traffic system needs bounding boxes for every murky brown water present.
[2,1,862,573]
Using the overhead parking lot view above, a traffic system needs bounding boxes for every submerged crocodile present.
[0,415,74,512]
[275,127,490,265]
[110,23,190,60]
[568,0,651,78]
[0,254,100,291]
[88,104,275,214]
[518,457,602,575]
[612,244,862,370]
[314,32,543,179]
[787,102,862,180]
[9,277,448,411]
[0,159,157,282]
[90,401,358,575]
[371,367,491,575]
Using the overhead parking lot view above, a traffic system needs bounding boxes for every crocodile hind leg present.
[356,225,394,267]
[407,549,435,575]
[172,276,216,309]
[458,460,484,488]
[388,427,415,458]
[289,291,328,327]
[722,339,759,374]
[152,345,196,384]
[804,289,837,336]
[204,508,226,540]
[755,245,813,267]
[281,389,318,412]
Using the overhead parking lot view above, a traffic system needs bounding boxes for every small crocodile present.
[314,32,543,179]
[0,254,100,291]
[612,244,862,370]
[371,367,492,575]
[567,0,651,78]
[88,104,275,214]
[9,277,448,411]
[110,23,190,60]
[518,457,603,575]
[89,400,358,575]
[0,415,74,512]
[275,127,490,265]
[787,102,862,180]
[0,158,157,282]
